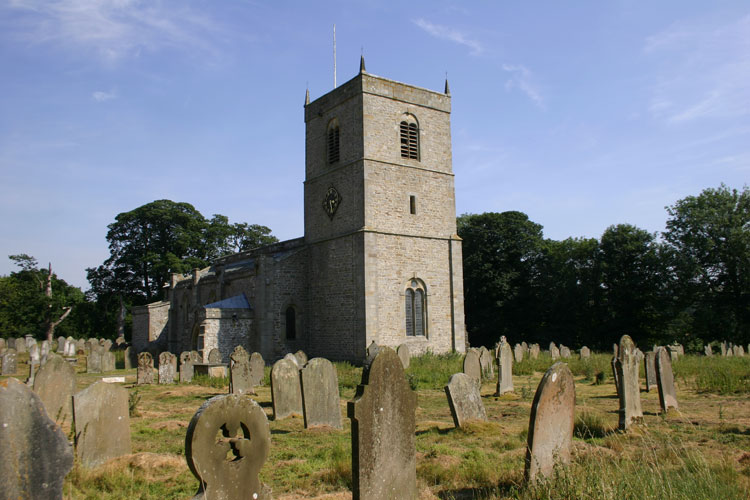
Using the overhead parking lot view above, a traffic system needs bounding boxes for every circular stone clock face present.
[323,186,342,219]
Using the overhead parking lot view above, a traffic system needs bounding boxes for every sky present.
[1,1,748,289]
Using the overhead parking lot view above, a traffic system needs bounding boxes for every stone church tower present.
[132,60,466,363]
[303,59,466,360]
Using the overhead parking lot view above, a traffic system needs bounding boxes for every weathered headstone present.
[479,346,493,379]
[76,339,86,354]
[33,354,76,426]
[180,351,196,383]
[300,357,342,429]
[668,345,679,362]
[102,350,116,372]
[720,341,727,356]
[0,338,5,351]
[87,348,102,373]
[550,343,560,360]
[495,339,514,395]
[655,347,679,413]
[73,381,131,468]
[124,346,134,369]
[525,362,575,483]
[29,342,40,366]
[0,378,74,499]
[611,356,620,394]
[462,349,482,386]
[185,394,272,500]
[270,358,303,420]
[580,346,591,359]
[514,343,524,363]
[102,339,113,352]
[229,346,253,395]
[57,336,66,353]
[2,349,17,375]
[348,347,417,500]
[615,335,643,430]
[158,352,177,384]
[293,349,308,367]
[208,348,222,364]
[560,345,571,359]
[529,344,540,359]
[397,343,411,369]
[644,351,658,392]
[366,341,380,359]
[283,352,300,368]
[15,338,27,354]
[445,372,487,428]
[40,340,50,361]
[137,352,155,385]
[249,352,265,387]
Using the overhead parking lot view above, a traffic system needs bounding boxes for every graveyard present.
[1,339,749,500]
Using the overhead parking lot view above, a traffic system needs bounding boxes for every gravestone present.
[611,356,620,394]
[300,357,342,429]
[180,351,196,383]
[560,345,571,359]
[445,372,487,428]
[158,352,177,384]
[137,352,155,385]
[87,348,102,374]
[76,339,86,354]
[726,343,734,357]
[0,378,74,499]
[284,352,300,368]
[102,350,116,372]
[57,336,66,353]
[704,345,712,356]
[348,347,417,500]
[550,343,560,360]
[185,394,272,500]
[270,358,303,420]
[294,349,308,367]
[207,348,222,364]
[124,346,135,369]
[529,344,540,359]
[495,339,514,395]
[24,335,35,349]
[33,354,76,426]
[102,339,113,352]
[397,343,411,369]
[720,342,727,356]
[479,346,493,379]
[668,345,679,362]
[0,338,5,351]
[2,349,17,375]
[229,346,253,395]
[15,338,27,354]
[615,335,643,431]
[655,347,679,413]
[25,359,37,387]
[366,341,380,359]
[580,346,591,359]
[644,351,658,391]
[73,381,131,468]
[522,341,528,353]
[249,352,265,387]
[525,362,575,483]
[29,342,40,366]
[514,343,524,363]
[7,337,16,350]
[462,349,482,386]
[64,340,75,357]
[40,340,50,361]
[733,345,742,356]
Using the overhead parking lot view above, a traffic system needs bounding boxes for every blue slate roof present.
[204,293,252,310]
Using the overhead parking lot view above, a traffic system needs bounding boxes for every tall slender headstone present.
[479,346,493,379]
[180,351,195,383]
[33,354,76,426]
[644,351,658,392]
[525,362,575,483]
[73,381,131,468]
[495,339,514,395]
[463,349,482,386]
[137,352,154,385]
[549,343,560,360]
[300,358,342,429]
[185,394,272,500]
[124,346,135,369]
[655,347,679,413]
[445,372,487,428]
[348,347,417,500]
[0,378,74,499]
[514,343,524,363]
[249,352,265,387]
[615,335,643,430]
[270,358,303,420]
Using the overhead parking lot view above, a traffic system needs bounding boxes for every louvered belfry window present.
[400,121,419,160]
[327,125,340,164]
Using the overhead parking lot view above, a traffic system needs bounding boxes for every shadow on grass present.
[416,425,453,436]
[719,426,750,435]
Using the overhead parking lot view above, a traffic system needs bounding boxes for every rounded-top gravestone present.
[445,372,487,428]
[397,343,411,369]
[33,353,76,427]
[463,349,481,386]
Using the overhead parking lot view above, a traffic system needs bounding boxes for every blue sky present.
[1,1,748,289]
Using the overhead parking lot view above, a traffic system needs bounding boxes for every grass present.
[3,350,750,499]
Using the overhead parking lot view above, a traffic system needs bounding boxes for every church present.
[132,59,467,363]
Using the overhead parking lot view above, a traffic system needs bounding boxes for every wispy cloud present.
[645,14,750,124]
[413,18,482,55]
[92,89,117,102]
[502,64,544,108]
[5,0,225,64]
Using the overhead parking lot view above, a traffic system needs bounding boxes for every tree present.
[458,211,545,347]
[663,185,750,343]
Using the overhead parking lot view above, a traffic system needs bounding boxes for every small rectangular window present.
[410,195,416,215]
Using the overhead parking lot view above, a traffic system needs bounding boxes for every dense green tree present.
[663,185,750,343]
[458,211,545,347]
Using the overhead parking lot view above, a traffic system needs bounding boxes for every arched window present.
[400,116,419,160]
[285,306,297,340]
[327,120,340,164]
[405,279,427,337]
